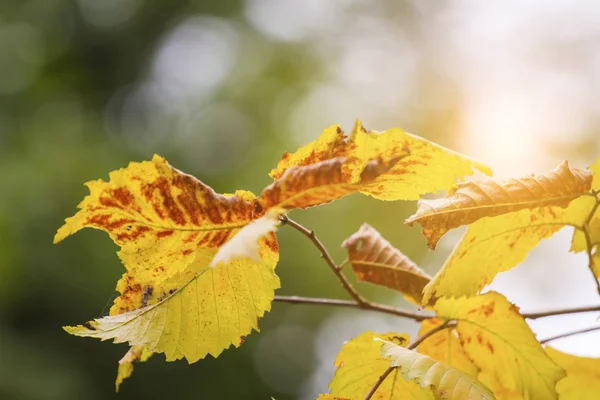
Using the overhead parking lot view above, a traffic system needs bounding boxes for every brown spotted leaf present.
[261,120,490,211]
[434,292,565,399]
[55,155,281,370]
[406,160,593,249]
[341,223,430,304]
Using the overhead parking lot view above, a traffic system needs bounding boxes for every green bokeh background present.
[1,1,599,399]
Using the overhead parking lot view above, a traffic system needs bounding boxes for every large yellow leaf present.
[341,223,431,304]
[422,195,596,304]
[376,339,494,399]
[435,292,565,399]
[115,345,153,392]
[329,331,434,400]
[406,161,593,249]
[416,318,479,379]
[64,237,279,363]
[266,120,490,209]
[54,155,265,315]
[545,346,600,400]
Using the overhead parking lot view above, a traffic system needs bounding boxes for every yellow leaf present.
[64,238,279,363]
[434,292,565,399]
[407,161,593,249]
[416,318,479,379]
[545,346,600,400]
[115,345,153,392]
[315,395,351,400]
[569,158,600,262]
[329,331,434,400]
[591,157,600,191]
[264,120,490,211]
[54,155,266,315]
[422,195,596,304]
[376,339,494,399]
[341,223,431,304]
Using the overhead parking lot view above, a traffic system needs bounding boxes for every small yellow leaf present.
[376,339,494,399]
[422,195,596,304]
[329,331,434,400]
[416,318,479,379]
[341,223,430,304]
[570,158,600,262]
[264,120,490,211]
[115,345,153,392]
[434,292,565,399]
[545,346,600,400]
[406,161,593,249]
[63,235,279,363]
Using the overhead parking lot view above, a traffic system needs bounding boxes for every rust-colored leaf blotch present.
[407,160,593,248]
[341,223,431,304]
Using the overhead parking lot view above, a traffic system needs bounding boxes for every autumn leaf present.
[115,345,153,392]
[376,338,494,399]
[434,292,565,399]
[545,346,600,400]
[416,318,479,379]
[55,155,280,364]
[406,160,593,249]
[341,223,431,304]
[316,395,351,400]
[329,331,434,399]
[260,120,490,212]
[64,240,279,363]
[422,194,597,304]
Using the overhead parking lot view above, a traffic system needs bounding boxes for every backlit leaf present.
[54,155,266,315]
[422,195,596,304]
[341,223,430,304]
[545,346,600,400]
[263,120,490,211]
[416,318,479,379]
[406,161,593,249]
[434,292,565,399]
[329,331,434,400]
[115,345,153,392]
[570,158,600,268]
[376,339,494,399]
[316,395,351,400]
[64,237,279,363]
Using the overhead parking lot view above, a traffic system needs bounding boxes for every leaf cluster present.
[55,120,600,398]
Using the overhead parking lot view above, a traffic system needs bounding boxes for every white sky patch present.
[210,210,281,268]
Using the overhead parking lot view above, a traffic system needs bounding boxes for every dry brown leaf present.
[406,160,593,249]
[341,224,431,304]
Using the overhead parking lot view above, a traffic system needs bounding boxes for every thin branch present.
[279,215,368,304]
[274,295,433,321]
[540,325,600,344]
[407,320,456,350]
[363,366,394,400]
[522,304,600,319]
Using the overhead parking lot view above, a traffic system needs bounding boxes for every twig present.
[274,295,433,321]
[279,215,368,304]
[363,366,394,400]
[522,304,600,319]
[540,325,600,344]
[407,320,456,350]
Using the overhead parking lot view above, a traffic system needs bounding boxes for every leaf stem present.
[273,295,433,321]
[540,325,600,344]
[279,215,368,305]
[363,366,394,400]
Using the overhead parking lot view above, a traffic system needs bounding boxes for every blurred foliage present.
[1,0,598,399]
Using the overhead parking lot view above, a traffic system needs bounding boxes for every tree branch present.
[274,295,433,321]
[279,215,369,305]
[363,366,394,400]
[540,325,600,344]
[522,304,600,319]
